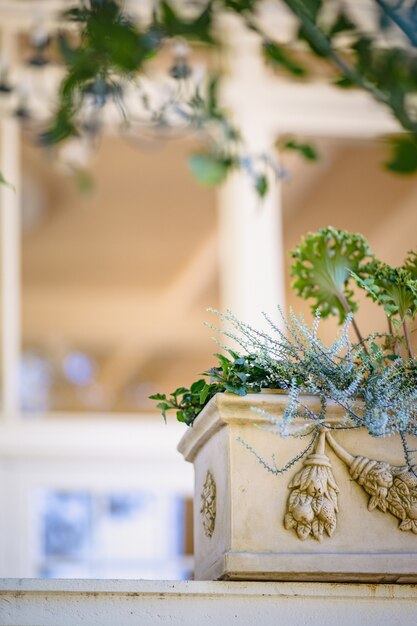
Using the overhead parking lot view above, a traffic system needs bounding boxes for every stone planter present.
[178,392,417,583]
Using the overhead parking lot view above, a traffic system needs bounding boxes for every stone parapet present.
[1,579,416,626]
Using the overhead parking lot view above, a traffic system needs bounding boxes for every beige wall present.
[21,136,219,411]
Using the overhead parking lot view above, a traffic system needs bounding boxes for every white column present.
[217,18,286,332]
[0,30,21,420]
[217,149,285,331]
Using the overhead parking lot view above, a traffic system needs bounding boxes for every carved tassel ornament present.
[326,432,417,534]
[284,431,339,541]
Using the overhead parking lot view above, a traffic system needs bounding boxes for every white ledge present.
[0,577,416,598]
[1,579,417,626]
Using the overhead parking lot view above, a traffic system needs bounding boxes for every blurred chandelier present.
[0,25,210,157]
[0,0,279,191]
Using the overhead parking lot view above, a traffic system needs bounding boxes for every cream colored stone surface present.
[178,392,417,582]
[1,579,417,626]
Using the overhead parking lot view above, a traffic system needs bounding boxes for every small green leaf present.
[255,174,268,198]
[156,401,170,411]
[157,401,171,423]
[334,76,355,89]
[39,105,77,146]
[199,384,210,404]
[190,379,206,394]
[263,41,307,77]
[188,153,231,186]
[280,139,319,161]
[223,0,257,11]
[385,137,417,175]
[172,386,189,398]
[149,393,166,401]
[159,1,213,43]
[224,383,247,396]
[327,12,356,37]
[214,353,231,367]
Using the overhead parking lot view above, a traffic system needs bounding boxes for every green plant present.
[291,227,374,343]
[151,352,272,425]
[152,226,417,469]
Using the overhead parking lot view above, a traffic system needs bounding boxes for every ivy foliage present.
[151,379,219,425]
[150,352,274,425]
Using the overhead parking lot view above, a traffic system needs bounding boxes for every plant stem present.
[374,0,417,47]
[281,0,417,135]
[402,318,413,359]
[388,316,400,356]
[400,430,417,478]
[337,292,368,353]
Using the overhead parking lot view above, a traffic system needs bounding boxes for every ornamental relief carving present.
[326,432,417,534]
[200,470,216,538]
[284,430,417,540]
[284,431,339,541]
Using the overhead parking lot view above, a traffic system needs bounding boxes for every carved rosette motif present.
[326,432,417,534]
[284,431,339,541]
[200,470,216,538]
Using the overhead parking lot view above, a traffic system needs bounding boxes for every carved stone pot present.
[177,392,417,583]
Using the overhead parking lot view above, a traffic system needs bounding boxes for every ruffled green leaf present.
[352,262,417,321]
[291,226,374,322]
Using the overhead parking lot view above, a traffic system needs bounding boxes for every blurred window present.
[35,489,192,580]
